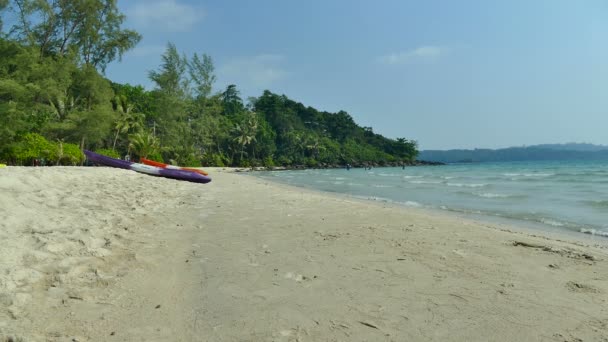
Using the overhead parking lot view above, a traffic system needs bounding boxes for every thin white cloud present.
[218,54,288,88]
[127,0,204,32]
[378,46,449,65]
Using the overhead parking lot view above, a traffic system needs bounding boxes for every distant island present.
[419,143,608,163]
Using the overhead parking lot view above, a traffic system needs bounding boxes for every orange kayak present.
[140,158,209,176]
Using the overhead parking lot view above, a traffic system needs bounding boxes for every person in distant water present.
[346,163,351,171]
[125,154,130,162]
[402,164,405,170]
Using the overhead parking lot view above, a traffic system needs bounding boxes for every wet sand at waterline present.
[1,166,607,341]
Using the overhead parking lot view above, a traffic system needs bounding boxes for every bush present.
[175,154,201,167]
[305,158,318,168]
[262,156,275,168]
[276,155,292,166]
[201,153,226,167]
[11,133,56,165]
[144,151,163,164]
[94,148,120,159]
[58,142,84,165]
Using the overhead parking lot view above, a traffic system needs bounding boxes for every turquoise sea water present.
[253,160,608,238]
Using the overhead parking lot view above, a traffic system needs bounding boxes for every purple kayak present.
[84,150,211,184]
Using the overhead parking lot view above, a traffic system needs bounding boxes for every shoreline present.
[2,166,607,341]
[243,167,608,246]
[241,171,608,248]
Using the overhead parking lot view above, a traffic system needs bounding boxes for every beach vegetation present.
[0,1,418,167]
[1,133,83,165]
[94,148,120,159]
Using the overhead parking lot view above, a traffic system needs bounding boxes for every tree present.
[6,0,141,71]
[232,113,258,163]
[149,42,189,98]
[188,53,216,101]
[128,130,159,159]
[0,0,7,31]
[147,43,191,156]
[221,84,243,116]
[111,95,144,150]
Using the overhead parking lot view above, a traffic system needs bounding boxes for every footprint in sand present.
[566,281,599,293]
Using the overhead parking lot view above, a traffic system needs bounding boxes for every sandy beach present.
[1,166,607,341]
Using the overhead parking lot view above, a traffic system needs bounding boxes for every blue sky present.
[106,0,608,150]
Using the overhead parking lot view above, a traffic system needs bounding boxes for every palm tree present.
[232,124,256,162]
[49,94,75,121]
[112,96,144,151]
[305,135,325,159]
[232,112,259,163]
[128,131,160,159]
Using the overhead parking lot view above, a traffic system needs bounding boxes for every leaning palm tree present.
[128,131,160,159]
[112,97,144,151]
[232,124,256,162]
[231,113,259,163]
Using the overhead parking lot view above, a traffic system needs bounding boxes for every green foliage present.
[189,53,216,101]
[262,156,275,168]
[305,158,318,168]
[201,153,227,167]
[0,0,6,31]
[1,133,81,165]
[57,142,84,165]
[276,155,292,166]
[4,0,141,71]
[149,43,189,98]
[0,20,418,169]
[128,131,159,159]
[144,151,163,164]
[9,133,56,165]
[95,148,120,159]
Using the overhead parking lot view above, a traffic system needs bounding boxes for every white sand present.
[1,166,607,341]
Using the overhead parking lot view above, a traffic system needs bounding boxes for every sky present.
[105,0,608,150]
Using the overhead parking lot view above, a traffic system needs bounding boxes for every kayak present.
[84,150,211,184]
[141,158,209,176]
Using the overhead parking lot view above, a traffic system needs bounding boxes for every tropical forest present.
[0,0,418,168]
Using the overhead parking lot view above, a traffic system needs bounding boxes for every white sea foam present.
[403,201,422,207]
[580,228,608,237]
[524,173,555,177]
[447,183,487,188]
[476,192,510,198]
[503,173,554,177]
[253,162,607,239]
[540,218,565,227]
[409,180,442,184]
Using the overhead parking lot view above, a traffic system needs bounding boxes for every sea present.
[252,160,608,239]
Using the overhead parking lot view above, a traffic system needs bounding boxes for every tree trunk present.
[112,129,120,151]
[80,136,85,166]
